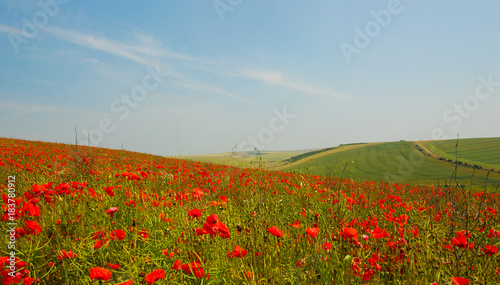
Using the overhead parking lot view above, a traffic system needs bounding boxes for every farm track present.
[414,142,500,173]
[265,143,379,171]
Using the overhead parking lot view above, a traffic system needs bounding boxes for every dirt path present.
[414,142,442,159]
[413,141,500,173]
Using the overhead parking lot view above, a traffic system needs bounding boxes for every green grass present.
[281,141,500,188]
[180,150,311,168]
[2,137,500,284]
[422,137,500,170]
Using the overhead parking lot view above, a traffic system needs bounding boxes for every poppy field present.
[1,137,499,284]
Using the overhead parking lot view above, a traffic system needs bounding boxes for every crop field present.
[422,138,500,171]
[181,150,310,169]
[1,137,500,284]
[278,141,500,189]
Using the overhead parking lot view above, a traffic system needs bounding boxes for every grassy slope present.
[180,150,310,168]
[281,140,500,188]
[422,137,500,170]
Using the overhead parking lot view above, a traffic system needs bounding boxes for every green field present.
[278,140,500,188]
[423,137,500,171]
[180,150,311,168]
[181,138,500,190]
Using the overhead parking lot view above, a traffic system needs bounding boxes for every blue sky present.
[1,0,500,156]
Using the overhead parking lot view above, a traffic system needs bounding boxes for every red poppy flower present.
[116,280,133,285]
[482,245,498,256]
[216,222,231,239]
[89,267,112,281]
[110,229,126,241]
[57,249,78,260]
[244,271,253,279]
[92,229,107,240]
[94,238,110,250]
[323,242,332,251]
[451,276,470,285]
[138,229,149,240]
[31,184,46,195]
[192,188,205,200]
[306,227,319,238]
[24,201,40,217]
[206,214,220,226]
[371,227,389,239]
[107,263,120,269]
[22,277,35,285]
[187,209,201,219]
[289,220,302,229]
[342,227,358,239]
[106,207,118,217]
[267,226,283,238]
[104,186,115,197]
[25,220,42,235]
[228,245,248,258]
[202,222,217,237]
[172,259,182,271]
[145,269,165,284]
[451,234,468,249]
[182,261,205,278]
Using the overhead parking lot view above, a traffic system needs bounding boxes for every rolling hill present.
[182,138,500,189]
[278,138,500,188]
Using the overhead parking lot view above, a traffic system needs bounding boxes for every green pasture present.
[281,140,500,189]
[180,150,310,168]
[423,137,500,170]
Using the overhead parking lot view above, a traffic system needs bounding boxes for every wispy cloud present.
[44,26,154,66]
[175,80,261,110]
[242,69,351,100]
[17,25,348,107]
[39,26,260,109]
[0,24,22,35]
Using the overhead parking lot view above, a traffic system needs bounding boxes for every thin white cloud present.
[243,70,285,84]
[175,80,262,110]
[242,69,351,100]
[25,26,344,108]
[39,26,258,108]
[0,24,22,35]
[43,26,153,66]
[41,27,258,107]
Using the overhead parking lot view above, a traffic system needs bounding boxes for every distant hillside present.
[180,138,500,190]
[278,139,500,189]
[422,138,500,171]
